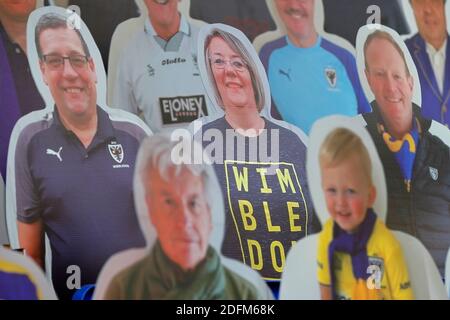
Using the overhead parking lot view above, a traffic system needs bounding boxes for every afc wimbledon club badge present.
[429,166,439,181]
[325,67,337,88]
[108,143,124,164]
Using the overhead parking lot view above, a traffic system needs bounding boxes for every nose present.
[335,193,347,211]
[383,74,396,93]
[62,59,78,78]
[224,61,237,77]
[176,204,194,230]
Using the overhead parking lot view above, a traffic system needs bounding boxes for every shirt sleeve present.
[385,234,415,300]
[317,220,333,286]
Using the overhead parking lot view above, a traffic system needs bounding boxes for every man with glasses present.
[8,12,150,299]
[112,0,213,133]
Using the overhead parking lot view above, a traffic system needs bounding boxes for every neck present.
[287,30,318,48]
[385,120,412,140]
[426,33,447,51]
[0,15,27,53]
[150,14,180,41]
[225,108,264,132]
[58,106,98,148]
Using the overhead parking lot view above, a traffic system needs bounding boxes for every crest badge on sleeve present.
[429,167,438,181]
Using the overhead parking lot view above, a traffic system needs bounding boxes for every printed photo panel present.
[355,24,450,277]
[5,5,151,300]
[0,246,57,300]
[107,0,216,134]
[192,23,320,290]
[256,0,370,135]
[94,134,272,300]
[0,175,7,245]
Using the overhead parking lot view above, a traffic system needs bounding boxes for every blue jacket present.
[405,33,450,127]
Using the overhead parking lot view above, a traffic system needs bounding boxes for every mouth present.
[285,9,307,20]
[63,87,84,94]
[226,82,242,88]
[385,97,402,103]
[337,212,351,219]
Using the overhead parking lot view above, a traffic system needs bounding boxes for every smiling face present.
[0,0,36,22]
[39,27,97,122]
[321,153,376,233]
[365,37,414,137]
[275,0,316,46]
[208,36,257,114]
[411,0,447,48]
[146,167,212,271]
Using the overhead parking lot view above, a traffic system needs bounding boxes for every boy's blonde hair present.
[319,128,373,186]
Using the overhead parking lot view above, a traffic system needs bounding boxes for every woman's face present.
[208,37,257,112]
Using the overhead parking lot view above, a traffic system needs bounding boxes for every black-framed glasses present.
[42,54,89,70]
[209,55,248,72]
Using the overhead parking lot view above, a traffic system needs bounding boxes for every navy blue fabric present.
[0,270,39,300]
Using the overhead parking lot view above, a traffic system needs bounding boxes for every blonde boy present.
[316,128,414,300]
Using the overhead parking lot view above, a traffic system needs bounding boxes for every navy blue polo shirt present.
[13,106,148,299]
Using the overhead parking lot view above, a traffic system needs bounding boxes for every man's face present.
[144,0,179,28]
[0,0,36,22]
[146,167,212,271]
[411,0,447,45]
[275,0,315,41]
[39,27,97,120]
[365,38,414,133]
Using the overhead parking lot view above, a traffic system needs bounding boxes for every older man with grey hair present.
[104,134,266,299]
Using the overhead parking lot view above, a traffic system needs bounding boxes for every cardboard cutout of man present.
[0,0,45,181]
[7,7,151,299]
[359,26,450,276]
[112,0,213,133]
[259,0,370,134]
[406,0,450,127]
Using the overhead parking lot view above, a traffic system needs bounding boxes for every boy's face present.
[321,153,376,233]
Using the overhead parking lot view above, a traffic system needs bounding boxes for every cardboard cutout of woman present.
[192,23,321,289]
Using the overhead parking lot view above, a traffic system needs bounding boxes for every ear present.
[407,74,414,92]
[40,60,48,85]
[368,184,377,208]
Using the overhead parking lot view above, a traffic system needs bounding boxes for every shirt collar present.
[52,105,116,142]
[425,38,447,58]
[144,14,190,37]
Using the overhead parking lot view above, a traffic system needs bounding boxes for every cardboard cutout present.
[281,115,447,300]
[256,0,370,135]
[94,135,272,300]
[192,23,320,287]
[403,0,450,127]
[6,6,151,300]
[0,246,57,300]
[108,0,215,133]
[356,24,450,277]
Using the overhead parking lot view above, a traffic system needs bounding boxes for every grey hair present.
[35,12,91,60]
[133,133,225,249]
[204,28,265,112]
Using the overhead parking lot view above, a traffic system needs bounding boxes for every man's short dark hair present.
[364,30,410,77]
[35,13,91,60]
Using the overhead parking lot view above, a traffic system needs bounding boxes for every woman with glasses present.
[195,25,321,297]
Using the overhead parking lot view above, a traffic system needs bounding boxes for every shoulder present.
[106,107,152,141]
[369,219,402,254]
[259,36,288,67]
[13,110,55,153]
[320,38,355,62]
